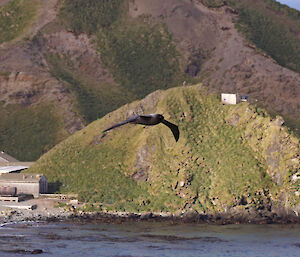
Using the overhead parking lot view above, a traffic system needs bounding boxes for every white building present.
[221,93,249,105]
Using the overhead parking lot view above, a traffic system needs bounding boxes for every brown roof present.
[0,162,35,168]
[0,151,19,163]
[0,173,46,183]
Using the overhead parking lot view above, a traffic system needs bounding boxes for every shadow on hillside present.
[48,181,62,193]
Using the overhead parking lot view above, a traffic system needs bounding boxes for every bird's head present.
[157,114,164,121]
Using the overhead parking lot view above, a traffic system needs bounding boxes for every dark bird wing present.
[103,115,139,132]
[162,119,180,142]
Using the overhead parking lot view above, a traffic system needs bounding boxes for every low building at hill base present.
[0,173,48,197]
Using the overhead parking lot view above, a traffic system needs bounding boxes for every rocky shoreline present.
[1,207,299,226]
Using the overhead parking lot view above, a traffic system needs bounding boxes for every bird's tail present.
[102,120,130,132]
[102,115,139,132]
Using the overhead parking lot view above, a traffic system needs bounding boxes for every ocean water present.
[0,221,300,257]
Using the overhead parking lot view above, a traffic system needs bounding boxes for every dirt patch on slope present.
[27,0,59,38]
[0,0,59,49]
[0,70,84,134]
[40,30,116,84]
[130,0,219,59]
[0,0,12,6]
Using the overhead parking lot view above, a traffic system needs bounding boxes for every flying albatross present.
[103,114,179,142]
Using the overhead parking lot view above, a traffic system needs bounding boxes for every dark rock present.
[221,26,230,31]
[182,209,199,222]
[31,249,44,254]
[185,63,200,77]
[225,7,238,14]
[140,212,153,220]
[2,249,43,255]
[239,196,248,206]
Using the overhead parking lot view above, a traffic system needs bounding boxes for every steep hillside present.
[129,0,300,132]
[0,0,188,160]
[0,0,299,161]
[0,0,84,160]
[29,85,300,218]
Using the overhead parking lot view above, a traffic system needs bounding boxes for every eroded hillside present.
[0,0,299,160]
[129,0,300,131]
[29,85,300,219]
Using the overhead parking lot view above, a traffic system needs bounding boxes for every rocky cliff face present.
[0,70,84,132]
[225,104,300,217]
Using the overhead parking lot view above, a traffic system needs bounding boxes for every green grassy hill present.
[1,0,299,164]
[49,0,188,121]
[0,101,68,161]
[29,85,300,214]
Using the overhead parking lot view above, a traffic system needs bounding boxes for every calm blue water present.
[0,221,300,256]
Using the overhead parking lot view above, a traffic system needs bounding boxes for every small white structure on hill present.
[221,93,249,105]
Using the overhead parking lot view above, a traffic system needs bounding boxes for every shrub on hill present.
[96,22,184,98]
[59,0,125,34]
[0,103,66,161]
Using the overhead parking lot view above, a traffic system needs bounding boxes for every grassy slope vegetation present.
[229,0,300,134]
[96,21,184,97]
[0,0,60,161]
[45,53,133,124]
[29,85,300,213]
[52,0,133,123]
[0,0,40,44]
[233,0,300,73]
[56,0,300,132]
[0,101,68,161]
[0,0,188,161]
[203,0,300,135]
[204,0,300,73]
[49,0,187,124]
